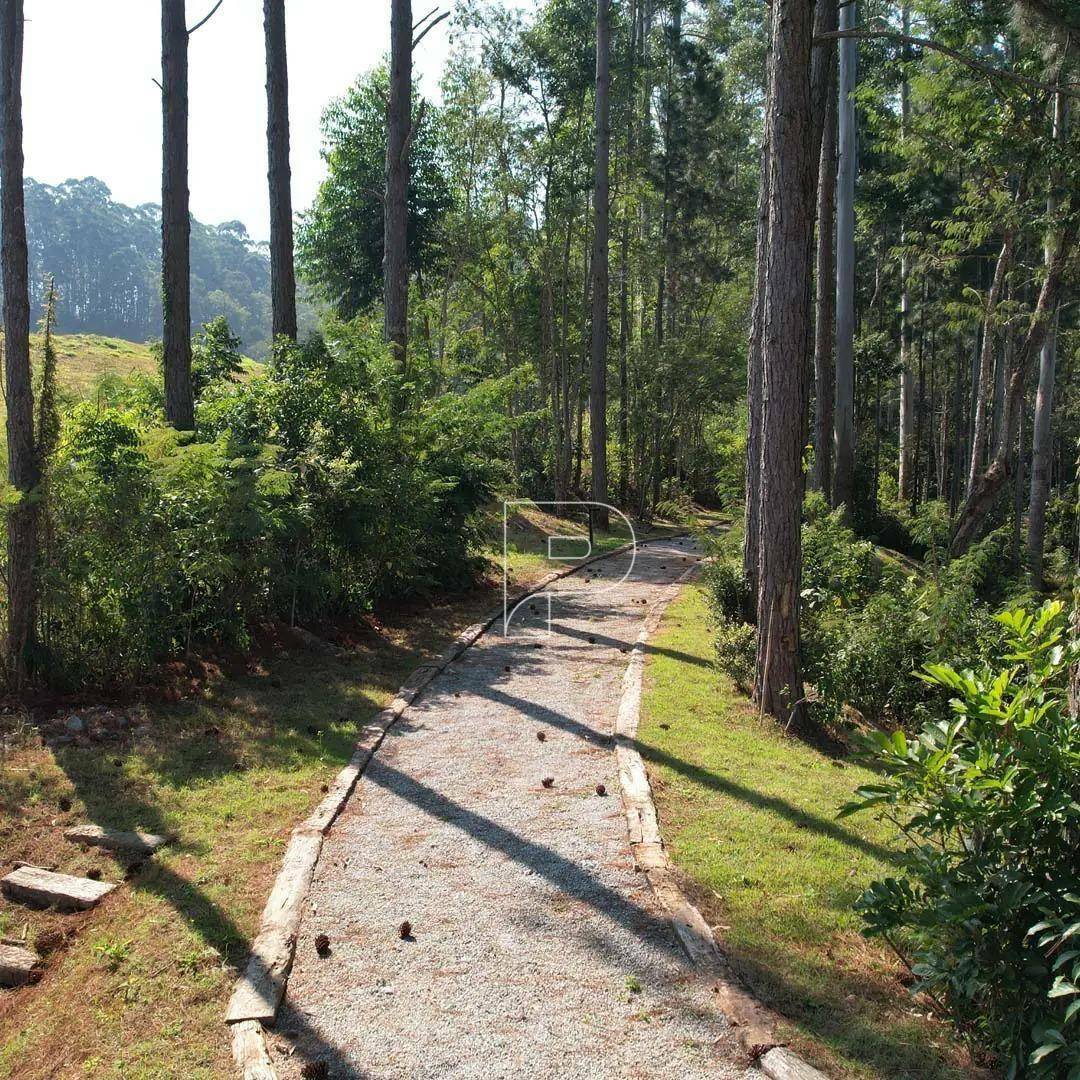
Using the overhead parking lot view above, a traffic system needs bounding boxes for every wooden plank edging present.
[226,530,683,1075]
[614,558,831,1079]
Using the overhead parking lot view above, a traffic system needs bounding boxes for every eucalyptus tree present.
[0,0,37,687]
[833,0,857,515]
[589,0,611,524]
[161,0,195,428]
[386,0,413,379]
[160,0,223,429]
[264,0,297,341]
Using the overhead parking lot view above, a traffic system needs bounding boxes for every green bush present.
[801,493,999,728]
[27,322,498,687]
[713,617,756,692]
[844,601,1080,1078]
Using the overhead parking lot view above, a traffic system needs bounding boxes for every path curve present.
[273,537,752,1080]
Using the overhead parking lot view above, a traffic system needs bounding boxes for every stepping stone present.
[64,824,168,858]
[0,942,40,987]
[1,866,116,910]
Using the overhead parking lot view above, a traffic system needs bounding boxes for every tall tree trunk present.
[385,0,412,381]
[897,4,914,501]
[0,0,37,688]
[755,0,815,728]
[812,60,837,497]
[264,0,297,342]
[743,39,773,611]
[590,0,611,526]
[951,224,1073,555]
[966,231,1015,493]
[161,0,194,429]
[833,0,857,516]
[1028,92,1069,590]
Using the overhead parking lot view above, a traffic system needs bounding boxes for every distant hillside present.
[22,177,311,358]
[0,333,263,430]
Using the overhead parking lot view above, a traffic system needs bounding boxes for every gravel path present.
[274,537,751,1080]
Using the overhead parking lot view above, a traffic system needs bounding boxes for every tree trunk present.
[755,0,815,728]
[590,0,611,527]
[264,0,297,342]
[897,4,914,501]
[1027,92,1068,590]
[0,0,37,689]
[743,41,773,612]
[161,0,195,429]
[812,58,837,497]
[832,0,857,516]
[385,0,411,381]
[966,231,1014,494]
[951,224,1073,555]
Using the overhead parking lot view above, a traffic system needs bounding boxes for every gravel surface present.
[274,537,751,1080]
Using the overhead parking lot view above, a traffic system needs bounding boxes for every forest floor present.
[638,584,982,1080]
[0,504,683,1079]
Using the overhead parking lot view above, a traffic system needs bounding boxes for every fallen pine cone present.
[536,731,546,742]
[399,920,413,940]
[595,784,607,796]
[87,868,102,881]
[314,933,331,957]
[301,1061,329,1080]
[541,777,555,789]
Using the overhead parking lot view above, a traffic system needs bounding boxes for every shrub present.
[844,601,1080,1077]
[26,323,498,688]
[713,617,756,692]
[702,557,747,622]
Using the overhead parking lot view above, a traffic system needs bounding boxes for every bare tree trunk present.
[0,0,37,688]
[833,0,857,516]
[812,60,837,497]
[967,231,1014,494]
[755,0,815,729]
[162,0,195,429]
[951,225,1073,555]
[897,4,914,501]
[590,0,611,526]
[743,40,773,612]
[1028,92,1069,590]
[264,0,297,342]
[385,0,412,382]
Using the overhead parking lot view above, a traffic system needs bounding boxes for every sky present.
[22,1,454,242]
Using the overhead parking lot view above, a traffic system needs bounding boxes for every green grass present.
[0,504,648,1079]
[638,584,975,1080]
[0,584,514,1078]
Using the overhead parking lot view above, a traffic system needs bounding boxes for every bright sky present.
[22,1,453,242]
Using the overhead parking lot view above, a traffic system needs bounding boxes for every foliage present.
[844,601,1080,1078]
[296,68,454,319]
[27,321,497,687]
[190,316,245,398]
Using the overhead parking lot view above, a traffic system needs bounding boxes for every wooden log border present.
[226,532,659,1077]
[615,560,830,1080]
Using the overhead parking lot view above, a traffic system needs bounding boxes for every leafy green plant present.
[843,601,1080,1077]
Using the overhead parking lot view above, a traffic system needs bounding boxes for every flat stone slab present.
[0,943,40,987]
[64,824,168,857]
[1,866,116,910]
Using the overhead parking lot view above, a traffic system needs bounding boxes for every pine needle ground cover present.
[638,584,978,1080]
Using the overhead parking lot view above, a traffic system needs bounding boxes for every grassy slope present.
[0,503,666,1079]
[638,584,976,1080]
